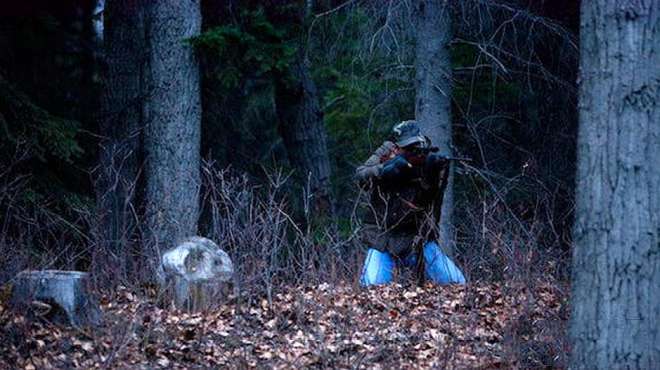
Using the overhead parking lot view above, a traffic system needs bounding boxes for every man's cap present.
[392,120,427,147]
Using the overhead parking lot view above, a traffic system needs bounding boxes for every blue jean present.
[359,241,466,286]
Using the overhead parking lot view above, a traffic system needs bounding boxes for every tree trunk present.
[276,55,334,216]
[414,0,454,254]
[96,0,146,276]
[143,0,202,277]
[97,0,202,281]
[275,2,334,217]
[570,1,660,368]
[10,270,102,327]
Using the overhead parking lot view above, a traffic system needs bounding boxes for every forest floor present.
[0,281,569,369]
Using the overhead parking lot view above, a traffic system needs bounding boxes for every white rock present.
[161,236,234,311]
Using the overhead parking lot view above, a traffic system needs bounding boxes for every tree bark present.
[275,2,334,217]
[276,55,334,216]
[96,0,146,275]
[10,270,102,327]
[97,0,202,280]
[414,0,454,254]
[570,1,660,368]
[142,0,202,276]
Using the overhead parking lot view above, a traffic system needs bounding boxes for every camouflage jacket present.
[355,141,445,256]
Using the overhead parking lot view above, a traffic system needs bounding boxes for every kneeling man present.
[356,120,466,286]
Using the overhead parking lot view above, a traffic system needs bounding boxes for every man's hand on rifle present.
[379,154,413,182]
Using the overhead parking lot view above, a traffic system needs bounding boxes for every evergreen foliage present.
[191,8,297,89]
[0,0,580,278]
[0,75,82,163]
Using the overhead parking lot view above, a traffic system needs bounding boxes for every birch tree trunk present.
[97,0,202,280]
[414,0,454,254]
[570,1,660,368]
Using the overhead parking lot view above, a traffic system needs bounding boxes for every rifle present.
[379,148,471,186]
[405,146,472,162]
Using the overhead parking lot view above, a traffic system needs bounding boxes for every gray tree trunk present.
[414,0,454,254]
[97,0,202,280]
[569,1,660,369]
[142,1,202,277]
[275,2,334,217]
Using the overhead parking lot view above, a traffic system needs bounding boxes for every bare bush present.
[0,150,573,368]
[453,164,571,368]
[0,145,93,284]
[199,161,363,303]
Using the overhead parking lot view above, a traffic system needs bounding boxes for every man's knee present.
[360,248,395,286]
[423,241,466,284]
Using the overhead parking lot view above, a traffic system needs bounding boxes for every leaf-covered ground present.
[0,281,569,369]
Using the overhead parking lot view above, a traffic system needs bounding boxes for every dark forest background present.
[3,2,659,369]
[0,0,579,284]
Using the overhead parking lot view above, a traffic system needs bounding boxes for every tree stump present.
[10,270,102,327]
[162,237,234,311]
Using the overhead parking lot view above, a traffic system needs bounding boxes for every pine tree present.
[97,0,202,280]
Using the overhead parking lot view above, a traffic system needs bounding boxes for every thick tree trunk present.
[142,1,202,276]
[275,54,334,216]
[97,0,202,280]
[414,0,454,254]
[96,1,146,274]
[275,1,333,218]
[570,1,660,368]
